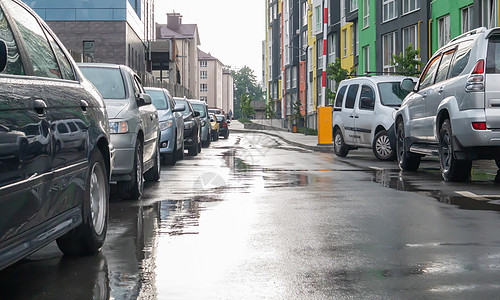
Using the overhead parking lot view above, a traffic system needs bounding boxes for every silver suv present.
[396,27,500,181]
[333,76,415,161]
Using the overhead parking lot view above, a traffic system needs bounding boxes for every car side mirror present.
[173,104,185,112]
[0,40,7,73]
[137,93,152,106]
[360,97,375,110]
[193,111,200,117]
[400,78,416,93]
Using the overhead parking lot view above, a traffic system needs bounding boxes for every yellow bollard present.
[317,106,333,145]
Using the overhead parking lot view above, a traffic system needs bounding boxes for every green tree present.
[265,99,276,125]
[326,57,356,103]
[240,93,254,119]
[231,66,264,119]
[291,100,301,125]
[392,45,423,76]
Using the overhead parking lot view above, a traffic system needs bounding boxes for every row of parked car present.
[0,0,231,271]
[333,26,500,183]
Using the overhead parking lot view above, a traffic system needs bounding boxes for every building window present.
[302,2,307,26]
[342,29,347,57]
[83,41,95,59]
[438,15,451,48]
[317,74,322,105]
[461,5,473,33]
[402,24,418,53]
[382,0,397,22]
[354,22,358,56]
[328,34,336,64]
[200,96,207,102]
[363,0,369,28]
[200,70,207,79]
[315,5,321,31]
[200,83,207,92]
[382,32,396,73]
[402,0,420,15]
[362,45,369,74]
[318,39,323,69]
[482,0,498,28]
[350,0,358,11]
[292,66,298,88]
[200,60,207,68]
[308,47,313,72]
[286,68,291,89]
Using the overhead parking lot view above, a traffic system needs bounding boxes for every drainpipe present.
[321,0,328,107]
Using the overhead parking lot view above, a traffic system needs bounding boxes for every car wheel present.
[176,142,185,160]
[495,159,500,169]
[224,131,229,139]
[333,129,349,157]
[439,119,472,182]
[396,120,421,171]
[373,130,395,161]
[188,142,198,156]
[56,150,108,255]
[144,142,160,182]
[117,140,143,199]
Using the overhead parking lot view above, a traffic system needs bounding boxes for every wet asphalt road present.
[2,131,500,299]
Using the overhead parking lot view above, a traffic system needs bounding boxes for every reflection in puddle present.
[372,169,500,211]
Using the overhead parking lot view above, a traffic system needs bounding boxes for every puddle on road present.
[371,168,500,211]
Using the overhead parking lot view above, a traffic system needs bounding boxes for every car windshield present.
[175,99,191,116]
[377,82,410,107]
[216,115,224,121]
[145,89,168,110]
[80,67,126,99]
[191,104,207,118]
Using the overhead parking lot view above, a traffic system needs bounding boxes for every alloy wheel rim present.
[90,162,106,235]
[334,134,342,151]
[376,135,392,158]
[441,131,451,170]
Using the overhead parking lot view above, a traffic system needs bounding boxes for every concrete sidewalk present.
[230,120,334,153]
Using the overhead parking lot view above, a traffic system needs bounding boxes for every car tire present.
[166,135,177,166]
[188,143,198,156]
[117,140,143,200]
[224,131,229,139]
[56,150,108,256]
[176,142,185,160]
[495,159,500,169]
[396,120,421,171]
[144,142,160,182]
[333,129,349,157]
[439,119,472,182]
[373,130,396,161]
[202,137,211,148]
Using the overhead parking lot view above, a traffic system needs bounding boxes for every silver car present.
[80,63,160,199]
[396,27,500,181]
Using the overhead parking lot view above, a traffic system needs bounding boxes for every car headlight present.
[202,120,206,127]
[109,121,128,134]
[184,121,194,129]
[160,120,173,131]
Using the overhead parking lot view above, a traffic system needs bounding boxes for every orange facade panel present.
[299,61,306,116]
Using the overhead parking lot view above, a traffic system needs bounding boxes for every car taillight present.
[472,122,487,130]
[223,122,227,128]
[466,60,485,92]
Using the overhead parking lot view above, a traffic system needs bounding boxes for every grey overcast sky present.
[155,0,265,84]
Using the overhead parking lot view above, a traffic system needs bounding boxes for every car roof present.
[188,99,206,105]
[339,75,417,85]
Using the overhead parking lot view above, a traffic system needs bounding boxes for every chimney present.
[167,13,182,30]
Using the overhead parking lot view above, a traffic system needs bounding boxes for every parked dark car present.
[216,114,230,139]
[189,99,211,148]
[0,0,112,270]
[145,87,185,165]
[173,97,201,156]
[79,63,160,200]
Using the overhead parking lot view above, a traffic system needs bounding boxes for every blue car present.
[145,87,185,165]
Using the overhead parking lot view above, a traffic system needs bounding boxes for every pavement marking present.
[455,191,491,201]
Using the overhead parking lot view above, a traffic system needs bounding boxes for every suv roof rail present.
[450,27,487,43]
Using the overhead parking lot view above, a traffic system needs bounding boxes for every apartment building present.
[198,50,223,108]
[22,0,155,79]
[156,13,200,99]
[222,69,235,114]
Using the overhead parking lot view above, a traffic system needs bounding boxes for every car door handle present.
[80,100,89,112]
[34,99,47,117]
[438,87,444,94]
[354,116,359,119]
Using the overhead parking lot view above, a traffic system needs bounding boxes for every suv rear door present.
[485,35,500,129]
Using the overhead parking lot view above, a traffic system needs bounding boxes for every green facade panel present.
[358,0,376,75]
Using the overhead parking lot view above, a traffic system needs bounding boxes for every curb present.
[231,128,334,153]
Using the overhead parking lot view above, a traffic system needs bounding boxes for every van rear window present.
[487,35,500,74]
